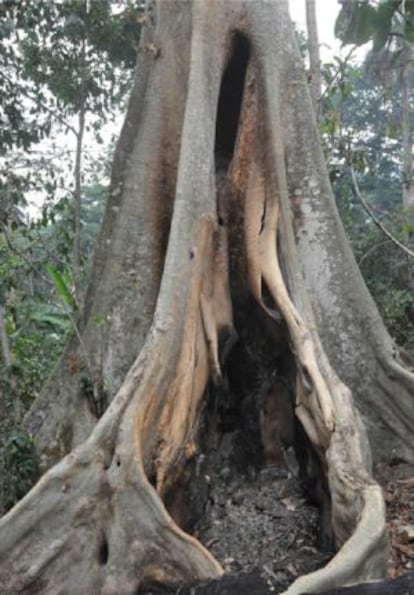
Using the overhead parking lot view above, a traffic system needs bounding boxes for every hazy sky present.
[289,0,368,63]
[289,0,342,59]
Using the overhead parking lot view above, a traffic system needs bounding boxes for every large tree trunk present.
[1,1,413,593]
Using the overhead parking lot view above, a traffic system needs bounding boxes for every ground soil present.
[197,448,332,592]
[375,461,414,578]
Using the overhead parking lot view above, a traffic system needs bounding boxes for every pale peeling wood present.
[244,161,265,303]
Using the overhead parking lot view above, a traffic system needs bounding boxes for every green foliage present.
[320,57,404,209]
[0,181,106,401]
[0,427,39,515]
[0,0,143,235]
[335,1,377,46]
[332,160,414,350]
[0,0,143,146]
[347,205,414,351]
[0,182,106,512]
[0,226,70,408]
[320,37,414,352]
[335,0,414,50]
[46,264,76,310]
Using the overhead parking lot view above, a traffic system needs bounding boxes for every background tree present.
[305,0,322,116]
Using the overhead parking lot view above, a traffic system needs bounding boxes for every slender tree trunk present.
[305,0,322,117]
[0,1,412,593]
[72,36,86,309]
[399,43,414,300]
[401,43,414,207]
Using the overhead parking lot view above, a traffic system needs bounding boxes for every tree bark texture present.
[1,0,413,593]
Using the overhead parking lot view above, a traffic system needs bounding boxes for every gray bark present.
[280,47,414,461]
[24,4,191,464]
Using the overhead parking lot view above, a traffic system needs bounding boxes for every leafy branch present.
[350,166,414,259]
[0,222,52,285]
[0,71,78,137]
[46,264,101,408]
[318,46,356,119]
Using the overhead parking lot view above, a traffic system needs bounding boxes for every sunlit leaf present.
[46,263,75,309]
